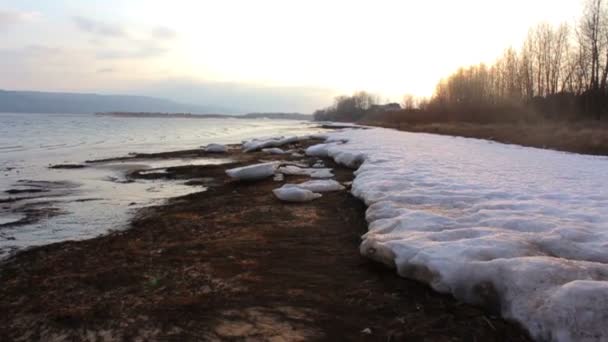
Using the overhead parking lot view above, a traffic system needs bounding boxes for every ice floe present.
[282,179,344,193]
[225,162,278,181]
[320,127,608,342]
[242,135,307,152]
[273,187,322,202]
[204,143,227,153]
[277,165,334,179]
[262,147,287,155]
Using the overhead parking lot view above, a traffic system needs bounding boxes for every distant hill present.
[96,111,313,120]
[243,112,312,120]
[0,90,233,115]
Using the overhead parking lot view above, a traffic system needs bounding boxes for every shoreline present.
[0,137,531,341]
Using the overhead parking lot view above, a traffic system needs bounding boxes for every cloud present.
[72,16,126,37]
[151,26,177,40]
[97,67,115,73]
[96,44,168,59]
[134,79,337,113]
[0,9,40,30]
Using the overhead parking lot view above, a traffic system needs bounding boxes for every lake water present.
[0,113,321,258]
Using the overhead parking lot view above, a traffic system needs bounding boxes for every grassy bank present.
[361,120,608,156]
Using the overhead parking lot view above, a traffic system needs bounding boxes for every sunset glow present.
[1,0,582,110]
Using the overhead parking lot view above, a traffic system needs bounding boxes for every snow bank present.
[204,143,227,153]
[283,179,345,193]
[273,187,322,202]
[321,127,608,342]
[242,135,306,152]
[225,162,278,181]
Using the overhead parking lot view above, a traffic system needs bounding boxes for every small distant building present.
[369,103,401,112]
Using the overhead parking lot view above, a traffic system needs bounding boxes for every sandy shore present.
[0,137,532,341]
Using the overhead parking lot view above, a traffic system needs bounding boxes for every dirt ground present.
[0,140,532,341]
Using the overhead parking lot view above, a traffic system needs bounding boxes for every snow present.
[273,187,322,202]
[225,162,278,181]
[204,143,227,153]
[277,165,334,179]
[262,147,287,155]
[319,127,608,342]
[242,135,306,152]
[282,179,345,193]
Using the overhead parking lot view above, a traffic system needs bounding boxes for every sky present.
[0,0,582,112]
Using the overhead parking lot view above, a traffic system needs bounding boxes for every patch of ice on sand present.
[321,127,608,342]
[225,162,278,181]
[204,143,227,153]
[282,179,345,193]
[242,136,308,152]
[277,165,334,179]
[262,147,287,155]
[273,187,322,202]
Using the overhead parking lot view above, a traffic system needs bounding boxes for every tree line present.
[315,0,608,123]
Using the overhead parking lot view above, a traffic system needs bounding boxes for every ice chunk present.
[283,179,344,192]
[319,126,608,341]
[278,165,310,176]
[277,165,334,178]
[262,148,287,155]
[242,136,302,152]
[204,143,227,153]
[273,187,322,202]
[306,143,332,157]
[310,169,334,178]
[225,162,278,181]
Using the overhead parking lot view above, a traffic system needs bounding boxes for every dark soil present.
[49,164,87,169]
[0,141,532,341]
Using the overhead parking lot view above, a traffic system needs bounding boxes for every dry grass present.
[363,120,608,156]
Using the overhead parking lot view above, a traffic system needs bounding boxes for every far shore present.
[96,111,312,121]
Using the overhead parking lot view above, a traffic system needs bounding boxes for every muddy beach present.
[0,137,531,341]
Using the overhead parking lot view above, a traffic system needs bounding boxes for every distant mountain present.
[0,90,234,115]
[96,111,313,120]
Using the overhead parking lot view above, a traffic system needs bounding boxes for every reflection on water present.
[0,113,321,258]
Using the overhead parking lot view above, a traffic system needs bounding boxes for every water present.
[0,113,321,258]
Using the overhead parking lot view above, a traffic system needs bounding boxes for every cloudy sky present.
[0,0,581,112]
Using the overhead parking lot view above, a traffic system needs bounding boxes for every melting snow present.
[225,162,278,181]
[277,165,334,179]
[273,187,322,202]
[242,135,308,152]
[262,147,287,155]
[204,143,227,153]
[282,179,345,193]
[318,127,608,342]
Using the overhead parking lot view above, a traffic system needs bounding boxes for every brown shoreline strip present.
[0,140,532,341]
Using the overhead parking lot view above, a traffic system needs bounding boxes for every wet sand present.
[0,139,532,341]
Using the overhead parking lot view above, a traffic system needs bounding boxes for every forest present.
[315,0,608,125]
